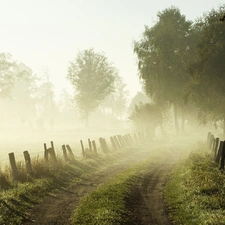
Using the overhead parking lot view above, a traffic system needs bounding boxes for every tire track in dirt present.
[126,161,175,225]
[23,150,153,225]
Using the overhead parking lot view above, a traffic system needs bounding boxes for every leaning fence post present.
[66,144,75,160]
[92,140,97,154]
[213,138,220,160]
[88,139,92,151]
[50,141,56,159]
[216,141,224,163]
[220,142,225,171]
[62,145,68,161]
[44,143,48,161]
[80,140,85,157]
[113,136,121,149]
[23,150,33,175]
[99,138,108,154]
[48,147,56,161]
[9,152,18,181]
[110,136,117,150]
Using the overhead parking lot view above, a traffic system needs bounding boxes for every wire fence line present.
[4,131,146,181]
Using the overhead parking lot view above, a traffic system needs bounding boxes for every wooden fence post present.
[92,140,97,154]
[48,147,56,161]
[117,135,125,148]
[110,136,117,150]
[23,150,33,175]
[88,139,92,151]
[220,142,225,171]
[103,138,110,153]
[123,135,129,146]
[113,136,121,149]
[210,135,215,150]
[216,141,224,163]
[99,138,109,154]
[50,141,57,159]
[66,144,75,160]
[80,140,85,157]
[9,152,18,181]
[44,143,48,161]
[62,145,68,161]
[213,138,220,160]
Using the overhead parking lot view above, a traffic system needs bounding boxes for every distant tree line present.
[0,50,128,130]
[133,4,225,136]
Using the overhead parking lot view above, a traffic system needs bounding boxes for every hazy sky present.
[0,0,223,100]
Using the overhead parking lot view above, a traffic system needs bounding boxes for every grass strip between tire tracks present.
[71,150,165,225]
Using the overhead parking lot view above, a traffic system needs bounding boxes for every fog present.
[0,1,224,170]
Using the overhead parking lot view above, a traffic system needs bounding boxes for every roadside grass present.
[164,143,225,225]
[0,147,139,224]
[0,155,98,224]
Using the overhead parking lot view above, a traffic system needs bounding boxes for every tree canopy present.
[188,5,225,131]
[67,48,118,126]
[134,7,195,133]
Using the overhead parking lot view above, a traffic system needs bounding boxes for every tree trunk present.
[181,106,186,134]
[174,103,180,135]
[223,117,225,139]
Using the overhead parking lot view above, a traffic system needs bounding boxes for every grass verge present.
[0,148,137,224]
[0,157,98,224]
[164,143,225,225]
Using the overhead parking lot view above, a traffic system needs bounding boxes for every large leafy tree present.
[67,49,117,127]
[0,54,40,128]
[11,62,38,126]
[134,7,195,134]
[188,5,225,134]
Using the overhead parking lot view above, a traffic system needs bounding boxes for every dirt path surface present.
[23,148,175,225]
[126,161,175,225]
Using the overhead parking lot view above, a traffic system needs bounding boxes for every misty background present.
[0,1,224,165]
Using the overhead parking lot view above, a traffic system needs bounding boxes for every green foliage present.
[67,49,117,126]
[188,5,225,127]
[134,7,197,133]
[71,162,143,225]
[134,7,194,106]
[101,76,128,119]
[0,156,92,224]
[164,144,225,225]
[0,53,17,98]
[129,102,163,138]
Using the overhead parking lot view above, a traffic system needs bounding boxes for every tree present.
[129,102,163,140]
[67,49,117,127]
[0,53,17,98]
[188,5,225,135]
[128,91,151,113]
[133,7,195,134]
[11,62,38,127]
[101,75,128,120]
[36,67,56,129]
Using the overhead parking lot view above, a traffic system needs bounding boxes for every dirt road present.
[23,148,175,225]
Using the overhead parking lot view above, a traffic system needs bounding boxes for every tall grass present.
[0,154,96,224]
[164,143,225,225]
